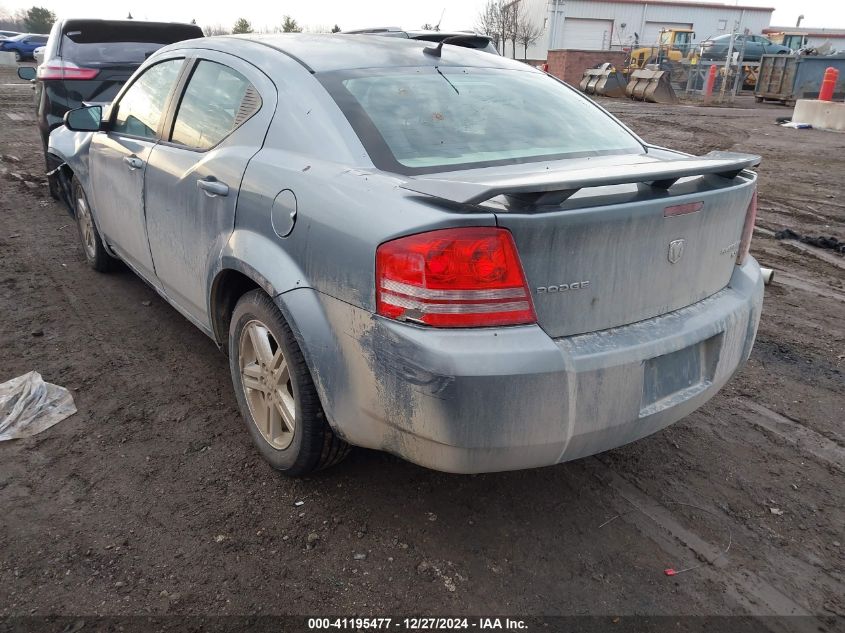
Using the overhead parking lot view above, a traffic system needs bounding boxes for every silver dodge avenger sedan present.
[51,34,764,475]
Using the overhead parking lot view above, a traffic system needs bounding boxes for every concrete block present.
[792,99,845,132]
[0,52,17,66]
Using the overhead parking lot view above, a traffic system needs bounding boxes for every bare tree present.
[0,7,27,31]
[203,24,230,36]
[477,0,509,55]
[516,7,543,59]
[504,2,519,58]
[476,1,498,51]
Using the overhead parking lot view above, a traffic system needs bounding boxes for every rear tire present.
[72,178,115,272]
[229,289,349,476]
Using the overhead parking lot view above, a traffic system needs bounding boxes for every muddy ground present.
[0,67,842,631]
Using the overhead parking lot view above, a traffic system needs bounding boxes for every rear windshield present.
[60,23,201,65]
[321,67,643,174]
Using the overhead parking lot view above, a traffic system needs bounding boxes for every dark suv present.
[18,18,202,197]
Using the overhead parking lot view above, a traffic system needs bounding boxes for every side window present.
[112,59,183,140]
[170,60,261,150]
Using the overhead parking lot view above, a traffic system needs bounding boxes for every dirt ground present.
[0,67,842,631]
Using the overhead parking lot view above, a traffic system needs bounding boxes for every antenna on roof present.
[434,8,445,32]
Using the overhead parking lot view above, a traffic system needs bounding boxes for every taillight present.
[37,62,99,81]
[376,227,536,328]
[736,189,757,265]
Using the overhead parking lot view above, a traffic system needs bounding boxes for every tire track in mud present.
[733,398,844,473]
[577,458,833,629]
[766,270,845,304]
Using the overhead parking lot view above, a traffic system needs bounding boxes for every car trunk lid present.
[400,150,759,338]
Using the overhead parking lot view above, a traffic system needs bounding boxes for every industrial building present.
[518,0,774,61]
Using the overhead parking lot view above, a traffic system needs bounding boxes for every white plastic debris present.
[0,371,77,440]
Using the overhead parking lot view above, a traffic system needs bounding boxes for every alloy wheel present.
[76,192,96,260]
[238,320,296,450]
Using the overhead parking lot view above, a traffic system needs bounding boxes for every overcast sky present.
[0,0,842,33]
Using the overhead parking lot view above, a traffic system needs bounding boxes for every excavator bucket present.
[579,63,628,98]
[625,68,678,104]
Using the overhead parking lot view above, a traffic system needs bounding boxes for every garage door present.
[642,22,693,46]
[561,18,614,50]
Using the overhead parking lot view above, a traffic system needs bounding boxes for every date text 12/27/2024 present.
[307,618,528,630]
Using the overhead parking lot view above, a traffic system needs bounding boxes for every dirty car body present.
[52,34,764,474]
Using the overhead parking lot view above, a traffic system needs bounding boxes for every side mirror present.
[17,66,36,81]
[64,105,103,132]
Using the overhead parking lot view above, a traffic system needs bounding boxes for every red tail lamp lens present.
[37,63,99,81]
[376,227,536,328]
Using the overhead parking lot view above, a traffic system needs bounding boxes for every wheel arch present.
[210,229,310,350]
[208,266,264,352]
[207,262,346,438]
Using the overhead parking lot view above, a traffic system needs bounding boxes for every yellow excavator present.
[628,28,699,69]
[767,31,808,51]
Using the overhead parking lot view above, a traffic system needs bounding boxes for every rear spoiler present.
[399,151,761,206]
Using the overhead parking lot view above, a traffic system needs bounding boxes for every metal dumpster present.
[755,54,845,105]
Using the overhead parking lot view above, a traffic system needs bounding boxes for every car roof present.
[181,33,525,73]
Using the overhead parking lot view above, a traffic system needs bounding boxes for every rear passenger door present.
[143,52,276,329]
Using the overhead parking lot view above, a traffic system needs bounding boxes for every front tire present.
[229,289,349,476]
[72,178,115,272]
[13,51,22,62]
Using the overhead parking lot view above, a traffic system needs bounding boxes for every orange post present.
[819,67,838,102]
[703,64,718,103]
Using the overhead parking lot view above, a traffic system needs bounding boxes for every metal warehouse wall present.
[518,0,773,61]
[804,35,845,49]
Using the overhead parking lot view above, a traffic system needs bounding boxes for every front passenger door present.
[88,58,184,280]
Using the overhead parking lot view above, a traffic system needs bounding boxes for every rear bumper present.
[282,258,764,474]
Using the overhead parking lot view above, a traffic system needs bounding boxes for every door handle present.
[123,155,143,170]
[197,178,229,197]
